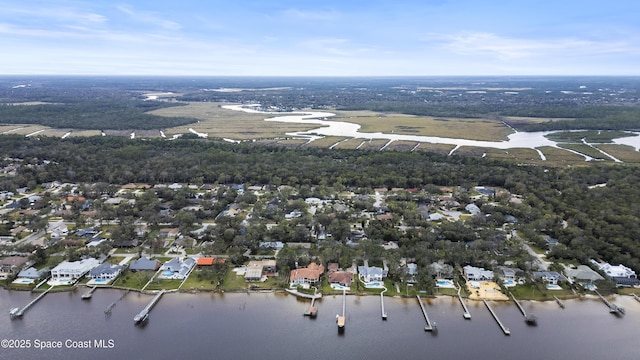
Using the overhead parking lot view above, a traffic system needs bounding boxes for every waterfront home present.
[564,265,604,285]
[160,257,196,279]
[532,271,566,285]
[429,262,454,279]
[463,265,494,281]
[589,260,640,287]
[129,257,161,272]
[244,260,277,282]
[358,265,388,283]
[497,266,519,282]
[0,256,30,275]
[88,263,123,281]
[50,258,100,282]
[17,266,49,280]
[290,262,325,286]
[328,271,354,287]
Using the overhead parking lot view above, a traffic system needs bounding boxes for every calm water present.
[1,289,639,360]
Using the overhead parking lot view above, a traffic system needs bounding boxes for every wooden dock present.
[484,300,510,335]
[104,290,129,316]
[134,290,165,325]
[510,292,537,325]
[631,293,640,303]
[81,286,97,300]
[336,290,346,331]
[594,290,625,315]
[457,285,471,319]
[553,295,565,309]
[380,286,387,320]
[10,286,52,319]
[416,295,436,332]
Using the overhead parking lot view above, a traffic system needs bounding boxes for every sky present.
[1,0,639,76]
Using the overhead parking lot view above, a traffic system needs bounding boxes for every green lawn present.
[112,270,154,290]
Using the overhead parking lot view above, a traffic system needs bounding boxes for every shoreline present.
[2,282,601,302]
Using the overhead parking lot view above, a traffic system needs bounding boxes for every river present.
[222,105,640,158]
[1,289,639,360]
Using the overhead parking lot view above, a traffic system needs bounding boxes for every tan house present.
[290,262,325,285]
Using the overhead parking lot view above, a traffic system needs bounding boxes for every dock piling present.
[417,295,436,331]
[484,300,510,335]
[10,286,52,319]
[594,290,625,315]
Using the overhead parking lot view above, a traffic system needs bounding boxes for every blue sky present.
[1,0,639,76]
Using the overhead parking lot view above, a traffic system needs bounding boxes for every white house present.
[590,260,636,279]
[358,266,388,283]
[50,258,100,282]
[463,265,494,281]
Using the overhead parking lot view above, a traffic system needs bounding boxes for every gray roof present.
[129,257,160,271]
[18,267,48,279]
[565,265,604,282]
[89,263,123,277]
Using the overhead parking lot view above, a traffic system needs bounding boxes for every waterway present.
[222,105,640,157]
[1,289,639,360]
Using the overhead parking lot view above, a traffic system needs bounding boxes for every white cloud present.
[439,32,635,60]
[115,4,182,30]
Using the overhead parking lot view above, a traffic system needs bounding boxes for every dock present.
[336,290,346,331]
[510,292,537,325]
[457,285,471,319]
[484,300,510,335]
[632,293,640,303]
[380,286,387,320]
[553,295,565,309]
[416,295,436,332]
[10,286,52,319]
[81,286,97,300]
[303,288,320,317]
[134,290,165,325]
[594,290,625,315]
[104,290,129,316]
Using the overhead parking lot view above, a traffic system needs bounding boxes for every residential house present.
[497,266,519,281]
[50,258,100,282]
[129,257,161,272]
[465,203,481,216]
[0,256,30,275]
[590,260,640,287]
[358,266,388,283]
[259,242,285,251]
[196,257,216,266]
[159,228,180,239]
[406,263,418,283]
[463,265,494,281]
[429,262,455,279]
[328,271,354,287]
[48,221,68,238]
[327,263,340,273]
[290,262,325,285]
[244,260,277,282]
[17,267,49,280]
[564,265,604,285]
[533,271,566,286]
[160,257,196,279]
[88,263,123,281]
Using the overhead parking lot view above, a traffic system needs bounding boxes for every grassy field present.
[332,111,514,141]
[304,136,348,148]
[150,102,320,140]
[558,144,609,160]
[594,144,640,163]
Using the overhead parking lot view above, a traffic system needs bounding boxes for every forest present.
[1,134,640,273]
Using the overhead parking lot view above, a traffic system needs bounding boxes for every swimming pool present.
[547,284,563,290]
[161,271,175,278]
[364,282,385,289]
[93,279,108,283]
[503,280,516,287]
[436,279,455,288]
[12,278,34,285]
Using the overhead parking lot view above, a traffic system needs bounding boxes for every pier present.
[303,288,320,317]
[510,292,537,325]
[457,286,471,319]
[380,286,387,320]
[10,286,52,319]
[336,290,346,331]
[81,286,97,300]
[484,300,510,335]
[104,290,129,316]
[594,290,625,315]
[553,295,565,309]
[632,293,640,303]
[134,290,165,325]
[416,295,436,332]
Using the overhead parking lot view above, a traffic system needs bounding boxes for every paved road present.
[511,230,549,271]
